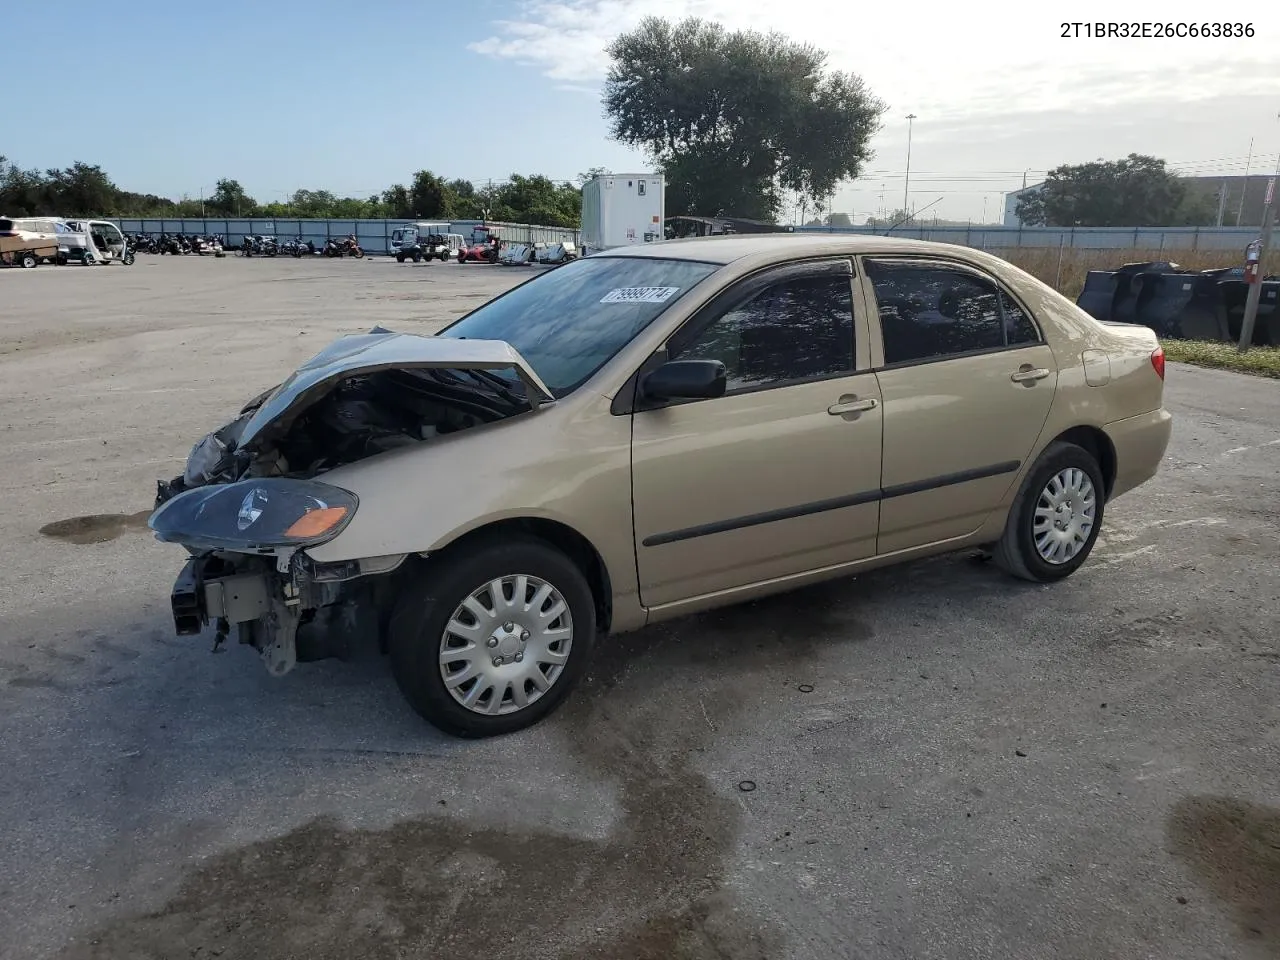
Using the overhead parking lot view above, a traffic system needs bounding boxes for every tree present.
[494,174,581,227]
[826,212,852,227]
[864,208,914,228]
[1016,154,1216,227]
[0,155,47,215]
[381,184,412,219]
[206,179,257,217]
[42,162,118,216]
[409,170,449,218]
[603,17,885,221]
[576,166,611,187]
[445,179,484,219]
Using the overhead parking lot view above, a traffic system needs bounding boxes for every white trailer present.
[579,173,665,256]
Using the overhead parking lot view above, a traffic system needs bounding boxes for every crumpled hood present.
[235,329,553,454]
[156,327,553,506]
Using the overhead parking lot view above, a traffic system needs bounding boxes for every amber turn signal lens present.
[284,506,349,539]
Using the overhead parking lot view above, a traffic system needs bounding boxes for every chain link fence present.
[795,223,1263,251]
[108,218,580,255]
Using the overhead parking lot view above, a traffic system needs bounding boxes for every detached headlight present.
[149,478,357,550]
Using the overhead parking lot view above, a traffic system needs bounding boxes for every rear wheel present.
[388,536,596,738]
[411,252,421,263]
[994,441,1105,582]
[396,253,405,263]
[21,253,38,269]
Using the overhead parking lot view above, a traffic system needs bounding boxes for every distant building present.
[1003,182,1044,227]
[1001,174,1274,227]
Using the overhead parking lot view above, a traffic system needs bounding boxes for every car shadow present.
[5,551,1011,960]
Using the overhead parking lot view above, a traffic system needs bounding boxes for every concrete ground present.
[0,253,1277,960]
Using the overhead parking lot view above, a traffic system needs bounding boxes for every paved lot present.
[1,253,1278,960]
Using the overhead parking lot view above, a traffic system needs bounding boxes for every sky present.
[3,0,1279,224]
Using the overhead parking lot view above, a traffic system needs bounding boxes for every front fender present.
[303,392,640,616]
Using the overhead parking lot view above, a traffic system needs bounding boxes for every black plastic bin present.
[1220,278,1280,346]
[1077,270,1119,321]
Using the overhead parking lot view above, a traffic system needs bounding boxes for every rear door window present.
[863,260,1035,365]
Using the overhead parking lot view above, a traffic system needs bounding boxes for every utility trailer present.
[578,173,665,256]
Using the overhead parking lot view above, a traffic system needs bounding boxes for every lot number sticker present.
[601,286,680,304]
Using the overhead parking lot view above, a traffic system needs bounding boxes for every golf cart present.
[60,220,135,265]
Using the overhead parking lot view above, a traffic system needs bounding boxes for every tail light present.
[1150,346,1165,380]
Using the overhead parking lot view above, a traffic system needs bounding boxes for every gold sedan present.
[150,235,1172,737]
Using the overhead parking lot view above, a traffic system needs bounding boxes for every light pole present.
[903,113,917,217]
[197,184,216,218]
[1236,138,1255,226]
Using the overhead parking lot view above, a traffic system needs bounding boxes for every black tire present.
[396,253,405,263]
[388,535,597,738]
[439,251,448,262]
[123,252,135,265]
[993,441,1106,583]
[411,252,421,263]
[20,253,38,269]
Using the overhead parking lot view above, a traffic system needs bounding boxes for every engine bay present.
[156,365,532,506]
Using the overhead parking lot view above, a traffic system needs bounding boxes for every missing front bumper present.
[167,553,390,676]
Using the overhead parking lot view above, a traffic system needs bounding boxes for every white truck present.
[579,173,665,256]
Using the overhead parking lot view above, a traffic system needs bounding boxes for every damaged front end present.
[150,326,553,675]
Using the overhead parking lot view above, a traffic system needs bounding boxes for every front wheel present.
[388,537,597,738]
[351,248,364,259]
[993,441,1106,583]
[123,252,135,265]
[20,252,38,269]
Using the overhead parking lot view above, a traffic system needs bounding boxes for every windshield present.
[437,256,719,397]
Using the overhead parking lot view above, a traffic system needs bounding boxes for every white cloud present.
[466,2,1280,221]
[469,1,1280,114]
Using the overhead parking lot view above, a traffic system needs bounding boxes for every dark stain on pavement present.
[40,511,152,545]
[54,580,875,959]
[1167,795,1280,949]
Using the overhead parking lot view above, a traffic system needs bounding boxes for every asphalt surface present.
[1,253,1278,960]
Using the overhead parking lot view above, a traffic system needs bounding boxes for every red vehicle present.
[458,237,502,264]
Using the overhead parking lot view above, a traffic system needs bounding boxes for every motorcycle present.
[130,234,159,254]
[324,237,364,259]
[280,237,313,258]
[241,235,278,258]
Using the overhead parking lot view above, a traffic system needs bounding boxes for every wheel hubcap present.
[1032,467,1096,565]
[438,574,573,716]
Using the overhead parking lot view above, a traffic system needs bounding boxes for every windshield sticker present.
[600,286,680,304]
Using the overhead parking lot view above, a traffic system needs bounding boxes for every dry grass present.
[1160,339,1280,378]
[997,248,1280,300]
[990,247,1280,377]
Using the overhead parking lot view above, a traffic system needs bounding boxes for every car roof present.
[594,233,982,266]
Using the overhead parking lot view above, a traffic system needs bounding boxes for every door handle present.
[828,396,879,416]
[1010,366,1051,384]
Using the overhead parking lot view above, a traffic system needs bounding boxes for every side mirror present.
[641,359,727,401]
